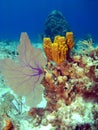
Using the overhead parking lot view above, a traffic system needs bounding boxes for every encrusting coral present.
[43,32,74,65]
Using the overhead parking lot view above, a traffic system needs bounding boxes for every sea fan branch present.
[0,32,47,107]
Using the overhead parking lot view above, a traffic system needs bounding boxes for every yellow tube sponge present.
[43,38,52,60]
[51,42,59,63]
[66,32,74,50]
[43,32,74,65]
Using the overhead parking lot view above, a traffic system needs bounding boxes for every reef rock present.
[43,10,70,41]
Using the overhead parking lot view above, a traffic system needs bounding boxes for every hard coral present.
[75,123,92,130]
[42,44,98,109]
[42,10,70,41]
[82,84,98,103]
[4,118,14,130]
[43,32,74,65]
[28,39,98,129]
[42,62,77,107]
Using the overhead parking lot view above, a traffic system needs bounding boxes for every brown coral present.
[4,119,14,130]
[42,46,98,110]
[29,38,98,129]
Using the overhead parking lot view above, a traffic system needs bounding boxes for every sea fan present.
[0,32,47,107]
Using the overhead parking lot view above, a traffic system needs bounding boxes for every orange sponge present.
[66,32,74,50]
[43,32,74,65]
[43,38,52,61]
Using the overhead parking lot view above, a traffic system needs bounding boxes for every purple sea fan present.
[0,32,47,107]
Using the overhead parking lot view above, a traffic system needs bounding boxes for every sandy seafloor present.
[0,40,98,130]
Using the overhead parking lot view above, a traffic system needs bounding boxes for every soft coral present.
[0,32,47,107]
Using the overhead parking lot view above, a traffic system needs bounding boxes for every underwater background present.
[0,0,98,42]
[0,0,98,130]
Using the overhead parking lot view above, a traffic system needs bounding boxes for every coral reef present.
[29,97,98,130]
[29,34,98,129]
[0,32,98,129]
[43,32,74,65]
[42,10,70,41]
[41,52,98,109]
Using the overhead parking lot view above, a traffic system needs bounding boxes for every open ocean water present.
[0,0,98,42]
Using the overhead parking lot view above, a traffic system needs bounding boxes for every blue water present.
[0,0,98,42]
